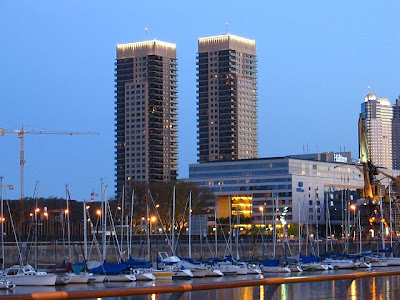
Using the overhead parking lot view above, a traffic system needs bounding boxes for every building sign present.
[333,153,348,163]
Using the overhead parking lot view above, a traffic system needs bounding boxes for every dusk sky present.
[1,1,399,200]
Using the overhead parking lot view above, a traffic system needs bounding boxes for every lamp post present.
[350,204,356,241]
[34,207,40,269]
[0,178,13,270]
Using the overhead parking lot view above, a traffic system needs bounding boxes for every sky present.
[0,1,399,200]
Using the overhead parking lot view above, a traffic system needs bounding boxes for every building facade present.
[361,92,393,169]
[392,96,400,170]
[197,34,258,163]
[115,40,178,196]
[188,154,400,234]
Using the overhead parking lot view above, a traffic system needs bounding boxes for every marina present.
[1,267,400,299]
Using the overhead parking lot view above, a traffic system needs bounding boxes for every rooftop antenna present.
[225,22,229,34]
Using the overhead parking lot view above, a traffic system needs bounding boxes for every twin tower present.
[115,34,258,194]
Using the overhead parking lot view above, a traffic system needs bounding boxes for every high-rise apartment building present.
[392,96,400,170]
[196,34,258,163]
[115,40,178,196]
[361,92,392,169]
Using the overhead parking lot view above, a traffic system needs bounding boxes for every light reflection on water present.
[2,267,400,299]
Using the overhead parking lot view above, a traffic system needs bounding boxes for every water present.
[1,267,400,299]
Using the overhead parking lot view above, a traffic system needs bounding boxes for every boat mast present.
[215,200,218,257]
[83,200,88,261]
[389,179,393,250]
[34,181,39,270]
[229,196,232,256]
[188,191,192,259]
[172,186,176,256]
[380,187,385,254]
[273,194,277,259]
[236,204,239,261]
[128,190,134,257]
[121,185,125,256]
[298,197,301,255]
[146,190,150,261]
[66,185,72,264]
[101,180,107,261]
[358,209,362,253]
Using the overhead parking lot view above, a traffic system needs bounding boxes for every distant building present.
[115,40,178,196]
[392,96,400,170]
[361,92,392,169]
[289,152,352,164]
[187,154,400,239]
[196,34,258,163]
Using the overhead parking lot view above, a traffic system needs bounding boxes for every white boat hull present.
[386,257,400,266]
[56,274,71,285]
[172,269,193,279]
[3,274,57,286]
[190,269,208,278]
[247,267,262,275]
[262,266,291,273]
[236,267,248,275]
[205,269,224,277]
[105,274,136,282]
[324,259,356,269]
[0,280,15,290]
[90,275,106,283]
[135,273,156,281]
[301,262,329,271]
[289,265,303,272]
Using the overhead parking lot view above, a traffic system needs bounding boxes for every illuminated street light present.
[86,205,90,210]
[96,209,101,216]
[350,204,356,211]
[64,209,69,215]
[35,208,40,213]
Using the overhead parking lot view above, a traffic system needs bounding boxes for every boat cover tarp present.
[262,259,280,267]
[372,248,393,253]
[122,256,151,268]
[71,261,85,274]
[89,261,128,275]
[299,255,319,263]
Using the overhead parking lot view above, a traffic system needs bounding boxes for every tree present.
[120,180,214,233]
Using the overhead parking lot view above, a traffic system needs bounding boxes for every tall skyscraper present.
[361,92,392,169]
[115,40,178,196]
[392,96,400,170]
[196,34,258,163]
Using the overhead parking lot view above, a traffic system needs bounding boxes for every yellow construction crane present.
[0,125,99,205]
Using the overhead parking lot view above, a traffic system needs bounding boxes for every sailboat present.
[262,195,290,273]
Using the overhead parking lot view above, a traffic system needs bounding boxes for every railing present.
[2,270,400,300]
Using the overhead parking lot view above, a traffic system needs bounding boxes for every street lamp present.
[150,215,157,234]
[350,204,357,240]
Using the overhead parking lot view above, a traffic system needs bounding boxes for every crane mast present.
[0,125,99,220]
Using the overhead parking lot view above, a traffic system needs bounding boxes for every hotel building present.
[187,153,400,232]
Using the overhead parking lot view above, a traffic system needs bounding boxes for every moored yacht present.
[2,265,57,286]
